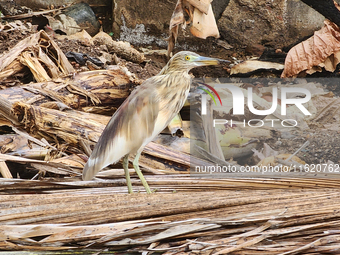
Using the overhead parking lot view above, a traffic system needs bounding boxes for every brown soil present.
[0,29,34,53]
[56,38,102,57]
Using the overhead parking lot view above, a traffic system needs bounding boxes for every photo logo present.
[200,83,312,128]
[201,84,311,116]
[198,82,222,115]
[198,82,223,106]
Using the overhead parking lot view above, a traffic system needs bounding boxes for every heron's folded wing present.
[82,78,161,180]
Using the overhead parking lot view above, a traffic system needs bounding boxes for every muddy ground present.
[0,27,339,166]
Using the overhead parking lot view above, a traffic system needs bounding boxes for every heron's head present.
[160,51,229,74]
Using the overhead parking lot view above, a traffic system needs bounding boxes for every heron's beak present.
[194,56,230,66]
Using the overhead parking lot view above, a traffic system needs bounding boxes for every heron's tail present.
[82,136,128,181]
[82,156,104,181]
[82,146,116,180]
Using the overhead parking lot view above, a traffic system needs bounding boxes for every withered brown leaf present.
[282,20,340,78]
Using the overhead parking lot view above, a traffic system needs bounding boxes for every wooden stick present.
[0,161,12,178]
[0,94,19,125]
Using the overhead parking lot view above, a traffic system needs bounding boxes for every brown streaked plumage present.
[82,51,227,193]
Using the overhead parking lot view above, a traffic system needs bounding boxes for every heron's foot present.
[126,180,134,194]
[133,161,152,194]
[123,154,133,194]
[135,167,152,194]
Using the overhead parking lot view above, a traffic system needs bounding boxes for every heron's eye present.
[185,56,190,61]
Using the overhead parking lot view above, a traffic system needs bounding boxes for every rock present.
[217,0,327,48]
[63,3,100,36]
[212,0,231,19]
[113,0,174,46]
[245,44,266,56]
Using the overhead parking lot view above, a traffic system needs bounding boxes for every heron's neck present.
[159,63,190,75]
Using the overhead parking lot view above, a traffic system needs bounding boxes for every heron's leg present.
[123,154,133,194]
[133,152,151,194]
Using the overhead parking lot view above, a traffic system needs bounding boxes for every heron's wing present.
[82,78,161,181]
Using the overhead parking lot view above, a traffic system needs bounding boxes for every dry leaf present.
[186,0,211,14]
[167,0,185,56]
[282,20,340,78]
[167,0,219,55]
[190,4,220,39]
[231,60,284,75]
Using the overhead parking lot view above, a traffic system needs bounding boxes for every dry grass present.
[1,176,340,254]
